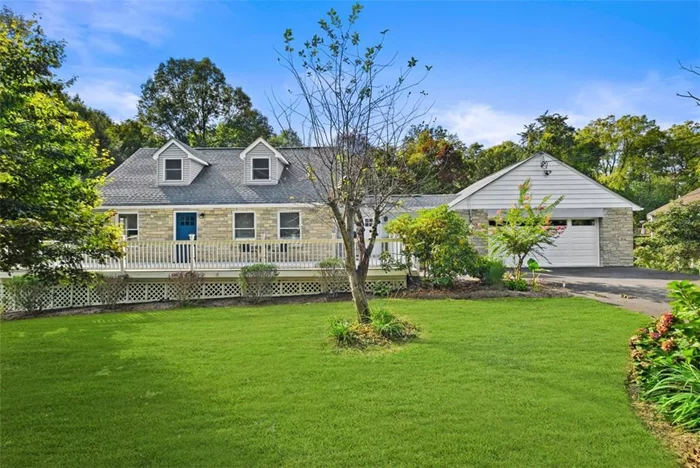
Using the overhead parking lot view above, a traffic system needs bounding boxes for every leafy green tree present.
[65,95,114,158]
[635,202,700,273]
[385,205,477,286]
[576,115,664,190]
[464,140,526,183]
[659,122,700,198]
[138,57,255,146]
[520,112,604,175]
[269,128,303,147]
[401,124,470,193]
[488,179,564,279]
[210,108,273,147]
[107,119,165,168]
[0,8,122,281]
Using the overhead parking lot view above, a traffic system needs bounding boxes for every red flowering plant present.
[487,179,564,280]
[629,281,700,387]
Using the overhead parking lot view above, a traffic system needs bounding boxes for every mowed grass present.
[0,298,675,467]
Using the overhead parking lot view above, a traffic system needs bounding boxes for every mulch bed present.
[2,278,570,321]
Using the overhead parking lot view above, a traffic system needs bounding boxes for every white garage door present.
[493,218,600,268]
[532,219,599,267]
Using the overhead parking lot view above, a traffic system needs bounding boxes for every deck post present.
[189,234,196,271]
[119,235,127,274]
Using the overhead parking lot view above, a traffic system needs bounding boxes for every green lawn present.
[0,298,675,467]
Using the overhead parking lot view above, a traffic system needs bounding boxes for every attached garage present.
[449,153,642,267]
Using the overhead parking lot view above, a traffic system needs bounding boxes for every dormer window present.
[164,159,183,181]
[252,158,270,180]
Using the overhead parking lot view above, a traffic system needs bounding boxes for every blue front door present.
[175,212,197,262]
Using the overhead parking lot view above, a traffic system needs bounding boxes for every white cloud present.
[437,72,700,146]
[71,79,140,121]
[438,103,532,146]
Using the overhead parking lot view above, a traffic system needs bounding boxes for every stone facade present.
[455,209,489,255]
[599,207,634,266]
[111,206,336,241]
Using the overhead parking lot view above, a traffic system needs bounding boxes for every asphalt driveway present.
[540,267,700,316]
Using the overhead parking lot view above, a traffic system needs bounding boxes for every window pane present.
[235,213,254,229]
[164,159,182,180]
[280,212,300,228]
[571,219,595,226]
[235,228,255,239]
[550,219,567,226]
[117,214,138,239]
[280,228,301,239]
[252,159,270,180]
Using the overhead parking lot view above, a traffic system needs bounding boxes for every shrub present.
[317,258,346,296]
[169,271,205,306]
[469,257,507,286]
[92,274,129,309]
[385,205,478,287]
[635,201,700,273]
[3,275,51,315]
[329,317,356,346]
[370,306,416,340]
[371,282,392,298]
[240,263,278,302]
[630,280,700,430]
[503,272,528,291]
[645,363,700,432]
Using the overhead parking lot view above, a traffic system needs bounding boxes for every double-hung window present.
[117,213,139,240]
[279,212,301,239]
[234,213,256,239]
[164,159,183,181]
[252,158,270,180]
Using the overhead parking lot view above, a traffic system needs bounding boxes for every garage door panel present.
[492,220,599,267]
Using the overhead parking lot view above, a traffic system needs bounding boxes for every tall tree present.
[210,108,274,147]
[660,121,700,197]
[463,141,526,184]
[65,95,114,158]
[107,119,165,168]
[0,7,121,281]
[269,128,303,147]
[576,114,664,190]
[401,124,470,193]
[274,4,430,322]
[138,57,254,146]
[520,112,603,175]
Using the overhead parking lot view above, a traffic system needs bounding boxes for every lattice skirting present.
[0,278,406,312]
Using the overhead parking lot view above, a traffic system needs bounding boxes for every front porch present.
[82,238,406,274]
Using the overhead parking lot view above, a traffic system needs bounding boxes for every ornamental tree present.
[488,179,564,279]
[0,7,122,282]
[273,4,431,322]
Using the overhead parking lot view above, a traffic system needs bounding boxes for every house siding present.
[599,207,634,266]
[119,206,335,242]
[454,157,636,210]
[157,144,191,186]
[244,142,279,185]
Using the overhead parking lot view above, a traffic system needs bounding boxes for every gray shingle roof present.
[101,147,457,208]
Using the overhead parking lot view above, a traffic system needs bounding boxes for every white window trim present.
[164,158,184,182]
[172,211,198,241]
[116,212,139,240]
[233,212,256,240]
[250,157,271,181]
[278,211,302,240]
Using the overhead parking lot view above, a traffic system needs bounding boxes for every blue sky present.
[8,0,700,145]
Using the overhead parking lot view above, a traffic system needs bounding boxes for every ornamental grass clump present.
[328,306,417,349]
[629,280,700,431]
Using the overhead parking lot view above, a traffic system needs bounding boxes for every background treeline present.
[9,6,696,220]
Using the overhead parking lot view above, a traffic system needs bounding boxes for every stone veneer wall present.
[112,206,336,241]
[455,209,489,255]
[599,207,634,266]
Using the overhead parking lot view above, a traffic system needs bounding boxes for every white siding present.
[157,143,190,186]
[453,157,636,210]
[244,142,279,185]
[187,160,205,184]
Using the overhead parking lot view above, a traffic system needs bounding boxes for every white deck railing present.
[82,238,406,272]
